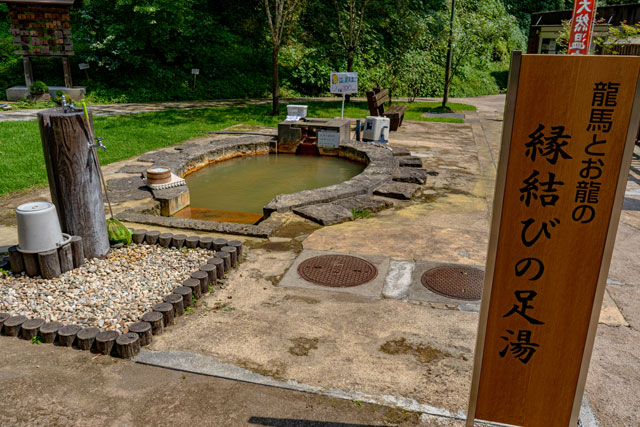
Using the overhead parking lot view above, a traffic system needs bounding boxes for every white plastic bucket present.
[16,202,70,253]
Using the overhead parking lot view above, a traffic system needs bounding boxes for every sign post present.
[191,68,200,89]
[467,52,640,427]
[567,0,597,55]
[330,72,358,118]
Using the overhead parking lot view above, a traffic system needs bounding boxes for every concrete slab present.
[409,260,483,309]
[382,260,415,300]
[278,249,389,299]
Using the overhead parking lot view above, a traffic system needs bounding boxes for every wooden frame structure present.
[1,0,75,88]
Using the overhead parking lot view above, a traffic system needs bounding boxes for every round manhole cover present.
[421,266,484,301]
[297,255,378,287]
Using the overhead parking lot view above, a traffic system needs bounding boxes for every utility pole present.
[442,0,456,109]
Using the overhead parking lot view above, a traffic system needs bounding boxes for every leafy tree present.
[439,0,524,105]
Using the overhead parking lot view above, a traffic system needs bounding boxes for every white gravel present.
[0,244,211,331]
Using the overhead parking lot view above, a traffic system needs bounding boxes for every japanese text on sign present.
[330,72,358,94]
[567,0,596,55]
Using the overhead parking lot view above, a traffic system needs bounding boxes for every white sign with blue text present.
[330,72,358,94]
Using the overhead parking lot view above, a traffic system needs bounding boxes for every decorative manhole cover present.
[297,255,378,287]
[421,266,484,301]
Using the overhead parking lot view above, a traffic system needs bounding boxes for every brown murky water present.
[181,154,364,222]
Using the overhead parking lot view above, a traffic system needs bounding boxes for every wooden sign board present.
[467,53,640,427]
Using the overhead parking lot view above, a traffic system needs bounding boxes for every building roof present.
[530,3,640,27]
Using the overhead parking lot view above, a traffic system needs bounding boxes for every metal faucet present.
[61,95,75,113]
[89,136,106,151]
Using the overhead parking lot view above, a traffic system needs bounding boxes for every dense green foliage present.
[0,100,474,196]
[0,0,529,102]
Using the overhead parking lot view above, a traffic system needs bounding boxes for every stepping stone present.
[398,156,423,168]
[293,204,354,226]
[393,167,428,185]
[390,146,411,157]
[333,195,392,213]
[373,182,421,200]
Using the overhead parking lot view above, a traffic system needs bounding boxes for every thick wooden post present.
[23,57,34,88]
[62,57,73,88]
[38,109,109,259]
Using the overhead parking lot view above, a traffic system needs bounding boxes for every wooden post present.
[8,246,24,274]
[207,257,225,279]
[61,57,72,88]
[199,264,217,287]
[189,272,208,296]
[23,56,34,88]
[38,109,110,259]
[129,322,152,346]
[21,318,45,340]
[58,244,73,273]
[141,311,164,335]
[199,236,213,250]
[172,234,186,248]
[57,324,81,347]
[76,327,100,350]
[145,230,160,245]
[163,294,184,317]
[185,235,199,248]
[213,238,228,251]
[158,233,173,247]
[70,236,84,268]
[173,286,192,308]
[3,315,27,337]
[39,249,61,279]
[215,251,231,272]
[96,330,118,355]
[23,253,39,277]
[222,246,237,268]
[0,313,9,331]
[183,278,201,300]
[152,302,175,326]
[40,321,63,343]
[132,229,147,244]
[228,240,243,259]
[116,332,140,358]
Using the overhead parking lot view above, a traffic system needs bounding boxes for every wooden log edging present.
[8,236,85,280]
[0,231,244,359]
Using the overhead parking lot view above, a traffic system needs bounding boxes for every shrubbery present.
[0,0,527,103]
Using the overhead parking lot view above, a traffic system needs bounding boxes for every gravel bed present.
[0,244,211,331]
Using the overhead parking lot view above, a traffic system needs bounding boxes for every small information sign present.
[467,53,640,427]
[191,69,200,75]
[330,72,358,94]
[317,130,340,148]
[78,63,90,70]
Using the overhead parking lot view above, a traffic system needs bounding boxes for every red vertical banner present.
[567,0,597,55]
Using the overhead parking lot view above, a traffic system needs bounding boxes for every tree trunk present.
[442,0,456,109]
[345,49,355,103]
[272,47,280,116]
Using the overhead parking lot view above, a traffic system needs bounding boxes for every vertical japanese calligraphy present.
[467,54,640,427]
[567,0,596,55]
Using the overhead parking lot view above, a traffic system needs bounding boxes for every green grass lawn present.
[0,100,475,197]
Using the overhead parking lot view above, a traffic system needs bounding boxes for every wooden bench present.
[366,88,407,131]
